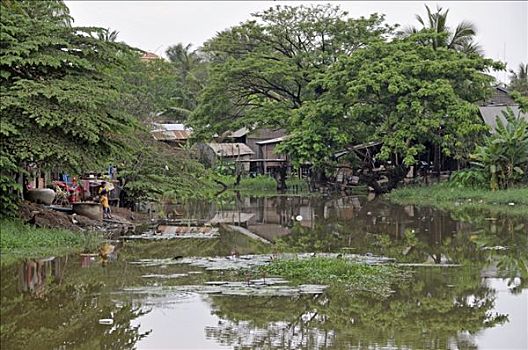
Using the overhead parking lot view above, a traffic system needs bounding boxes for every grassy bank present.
[387,184,528,217]
[0,220,101,265]
[261,257,407,298]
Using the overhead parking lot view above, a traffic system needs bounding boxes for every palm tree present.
[404,5,482,54]
[164,43,208,118]
[97,28,119,42]
[509,63,528,96]
[166,43,201,80]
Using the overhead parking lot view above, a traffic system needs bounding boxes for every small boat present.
[26,188,55,205]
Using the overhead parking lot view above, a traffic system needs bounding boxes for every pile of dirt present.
[111,207,147,223]
[72,213,102,228]
[18,201,79,231]
[18,201,147,234]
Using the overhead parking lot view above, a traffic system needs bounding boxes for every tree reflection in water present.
[1,257,151,350]
[205,267,508,349]
[202,199,526,350]
[1,196,525,349]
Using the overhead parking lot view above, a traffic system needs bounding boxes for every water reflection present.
[18,256,65,297]
[205,268,510,349]
[1,196,527,349]
[176,196,496,245]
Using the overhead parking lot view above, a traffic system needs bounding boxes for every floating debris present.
[396,263,461,267]
[123,225,219,240]
[130,253,395,271]
[115,281,327,298]
[141,273,189,279]
[98,319,114,325]
[481,246,508,251]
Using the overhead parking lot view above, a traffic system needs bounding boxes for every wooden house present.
[151,123,192,147]
[195,143,255,172]
[223,128,289,175]
[478,86,527,132]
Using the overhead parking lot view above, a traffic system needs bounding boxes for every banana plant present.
[471,108,528,190]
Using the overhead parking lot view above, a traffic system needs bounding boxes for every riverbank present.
[0,219,102,265]
[387,184,528,217]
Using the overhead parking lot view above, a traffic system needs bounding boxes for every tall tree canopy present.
[0,0,136,213]
[189,4,394,138]
[279,32,503,168]
[163,43,208,121]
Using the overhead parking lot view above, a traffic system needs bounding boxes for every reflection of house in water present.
[18,257,64,297]
[208,212,255,226]
[180,195,476,246]
[235,197,317,241]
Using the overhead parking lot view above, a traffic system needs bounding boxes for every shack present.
[195,143,255,172]
[151,123,192,148]
[478,86,527,132]
[223,128,290,175]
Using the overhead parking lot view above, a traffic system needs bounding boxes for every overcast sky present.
[65,1,527,83]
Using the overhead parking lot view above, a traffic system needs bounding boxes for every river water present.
[1,195,527,349]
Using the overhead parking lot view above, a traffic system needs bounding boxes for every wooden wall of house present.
[246,128,286,156]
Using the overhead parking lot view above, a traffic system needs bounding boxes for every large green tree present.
[0,0,135,214]
[189,4,393,138]
[279,32,502,173]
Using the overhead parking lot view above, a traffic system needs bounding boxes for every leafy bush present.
[449,169,487,189]
[214,162,236,176]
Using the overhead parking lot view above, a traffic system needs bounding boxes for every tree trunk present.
[359,165,408,194]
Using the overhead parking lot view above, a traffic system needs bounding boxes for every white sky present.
[65,1,527,83]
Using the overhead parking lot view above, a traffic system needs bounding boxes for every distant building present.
[223,127,289,174]
[151,123,192,147]
[140,52,161,62]
[195,143,255,171]
[478,86,527,133]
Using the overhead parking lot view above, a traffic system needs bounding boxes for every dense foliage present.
[280,32,501,167]
[0,0,135,214]
[189,4,503,175]
[0,1,217,215]
[0,1,517,215]
[471,108,528,190]
[190,4,393,138]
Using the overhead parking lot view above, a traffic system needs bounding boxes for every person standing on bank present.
[99,181,112,219]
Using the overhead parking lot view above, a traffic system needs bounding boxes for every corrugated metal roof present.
[207,143,255,156]
[256,136,288,145]
[152,130,192,141]
[225,127,250,138]
[479,106,527,132]
[152,123,191,131]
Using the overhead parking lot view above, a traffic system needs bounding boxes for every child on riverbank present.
[99,182,112,219]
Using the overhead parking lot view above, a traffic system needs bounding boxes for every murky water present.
[1,195,527,349]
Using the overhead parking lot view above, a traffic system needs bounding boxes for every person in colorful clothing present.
[99,181,112,219]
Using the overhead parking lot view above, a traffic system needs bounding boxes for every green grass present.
[261,257,407,298]
[387,184,528,217]
[0,219,101,265]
